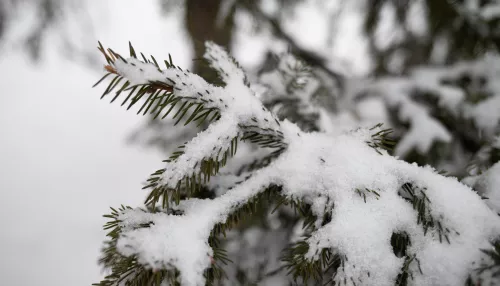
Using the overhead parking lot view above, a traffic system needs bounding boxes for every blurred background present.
[0,0,499,285]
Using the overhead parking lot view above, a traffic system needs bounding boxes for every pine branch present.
[399,183,458,244]
[94,42,286,210]
[95,42,220,126]
[260,54,324,132]
[367,123,396,154]
[92,41,500,286]
[282,237,342,285]
[94,206,181,286]
[475,240,500,279]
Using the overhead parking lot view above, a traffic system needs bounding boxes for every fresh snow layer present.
[118,122,500,286]
[109,43,500,286]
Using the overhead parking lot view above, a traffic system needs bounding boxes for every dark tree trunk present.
[185,0,235,75]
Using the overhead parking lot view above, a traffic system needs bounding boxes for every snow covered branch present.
[94,42,500,286]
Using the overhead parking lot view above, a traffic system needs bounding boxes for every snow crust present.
[109,43,500,285]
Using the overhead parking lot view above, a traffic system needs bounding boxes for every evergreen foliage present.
[91,41,500,286]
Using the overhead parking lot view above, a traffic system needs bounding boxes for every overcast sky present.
[0,1,191,285]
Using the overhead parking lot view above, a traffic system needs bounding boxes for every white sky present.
[0,1,366,285]
[0,1,190,285]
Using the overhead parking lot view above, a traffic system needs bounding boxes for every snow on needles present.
[342,55,500,160]
[114,42,279,190]
[110,43,500,285]
[352,78,453,158]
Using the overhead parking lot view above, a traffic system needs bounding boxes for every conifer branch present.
[92,41,500,286]
[94,42,286,210]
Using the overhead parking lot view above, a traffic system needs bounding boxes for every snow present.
[281,2,330,54]
[406,0,428,37]
[3,1,495,284]
[344,77,454,158]
[356,97,389,125]
[339,53,500,163]
[396,112,451,156]
[494,136,500,149]
[465,95,500,135]
[373,2,405,51]
[480,3,500,20]
[448,55,500,136]
[111,43,500,285]
[112,42,281,192]
[411,67,465,112]
[464,162,500,214]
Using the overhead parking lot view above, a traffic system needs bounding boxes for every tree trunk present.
[185,0,235,75]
